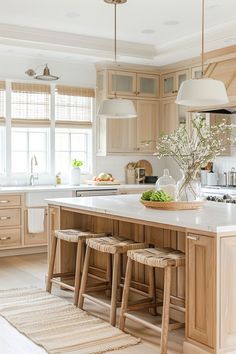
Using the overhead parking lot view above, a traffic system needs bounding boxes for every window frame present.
[0,80,94,180]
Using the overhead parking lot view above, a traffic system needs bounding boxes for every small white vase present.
[70,167,81,185]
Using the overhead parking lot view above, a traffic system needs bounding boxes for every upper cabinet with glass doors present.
[161,69,189,98]
[108,70,160,99]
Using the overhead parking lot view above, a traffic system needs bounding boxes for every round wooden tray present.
[140,199,205,210]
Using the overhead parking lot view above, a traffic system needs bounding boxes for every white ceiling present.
[1,0,236,66]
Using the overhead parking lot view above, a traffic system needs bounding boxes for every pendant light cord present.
[114,3,117,97]
[201,0,205,77]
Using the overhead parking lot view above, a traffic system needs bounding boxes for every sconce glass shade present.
[98,98,137,118]
[35,65,59,81]
[175,78,229,106]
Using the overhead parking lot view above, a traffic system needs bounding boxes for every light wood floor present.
[0,253,184,354]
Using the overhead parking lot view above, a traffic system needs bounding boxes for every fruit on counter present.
[141,189,173,202]
[92,172,114,182]
[141,190,155,201]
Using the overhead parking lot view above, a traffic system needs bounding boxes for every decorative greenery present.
[155,115,236,199]
[72,159,83,168]
[141,189,173,202]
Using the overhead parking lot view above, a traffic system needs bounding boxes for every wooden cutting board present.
[136,160,153,176]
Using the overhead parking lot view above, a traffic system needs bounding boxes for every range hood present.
[188,102,236,114]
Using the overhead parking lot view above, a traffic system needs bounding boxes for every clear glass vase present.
[155,168,177,200]
[177,169,201,202]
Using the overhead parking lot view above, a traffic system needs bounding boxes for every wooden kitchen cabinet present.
[0,194,23,250]
[136,100,159,152]
[24,208,48,245]
[161,69,188,98]
[187,233,216,348]
[97,99,159,155]
[107,70,160,99]
[160,98,189,135]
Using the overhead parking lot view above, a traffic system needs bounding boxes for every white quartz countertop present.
[0,184,153,193]
[46,194,236,234]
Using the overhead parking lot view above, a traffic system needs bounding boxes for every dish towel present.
[27,208,45,234]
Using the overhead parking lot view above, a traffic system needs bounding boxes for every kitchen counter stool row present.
[47,228,185,354]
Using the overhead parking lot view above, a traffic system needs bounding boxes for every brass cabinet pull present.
[187,235,200,241]
[0,216,11,220]
[0,236,11,241]
[0,200,10,204]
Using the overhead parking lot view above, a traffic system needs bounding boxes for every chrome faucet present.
[29,155,38,186]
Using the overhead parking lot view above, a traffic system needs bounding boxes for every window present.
[55,128,92,176]
[11,83,50,120]
[0,81,6,119]
[0,127,5,174]
[55,85,94,122]
[11,128,49,174]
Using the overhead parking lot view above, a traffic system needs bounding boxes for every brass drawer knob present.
[0,216,11,220]
[0,236,11,241]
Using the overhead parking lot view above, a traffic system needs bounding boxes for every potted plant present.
[70,159,83,185]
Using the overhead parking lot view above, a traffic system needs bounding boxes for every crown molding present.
[0,23,156,60]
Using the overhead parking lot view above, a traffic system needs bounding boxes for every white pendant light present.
[176,0,229,107]
[98,0,137,119]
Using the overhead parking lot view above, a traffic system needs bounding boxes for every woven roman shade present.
[11,82,50,121]
[55,85,94,124]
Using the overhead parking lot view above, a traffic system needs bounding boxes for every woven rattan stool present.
[46,229,106,305]
[119,247,185,354]
[78,236,146,326]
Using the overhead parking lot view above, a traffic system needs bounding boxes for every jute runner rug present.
[0,288,140,354]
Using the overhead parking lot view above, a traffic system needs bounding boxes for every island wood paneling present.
[220,237,236,349]
[187,234,216,349]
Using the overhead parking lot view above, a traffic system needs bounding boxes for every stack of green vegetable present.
[141,189,173,202]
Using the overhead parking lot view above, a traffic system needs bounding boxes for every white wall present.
[0,54,96,87]
[96,155,165,183]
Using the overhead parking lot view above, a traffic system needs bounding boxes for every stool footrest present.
[52,272,75,278]
[51,279,75,291]
[83,294,111,309]
[124,312,162,333]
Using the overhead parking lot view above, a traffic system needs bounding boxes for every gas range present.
[206,194,236,204]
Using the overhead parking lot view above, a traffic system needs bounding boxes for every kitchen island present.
[46,194,236,354]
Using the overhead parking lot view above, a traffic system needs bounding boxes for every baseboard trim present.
[183,341,214,354]
[0,246,47,257]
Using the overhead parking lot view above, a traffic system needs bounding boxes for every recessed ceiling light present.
[141,29,156,34]
[66,12,80,18]
[163,20,179,26]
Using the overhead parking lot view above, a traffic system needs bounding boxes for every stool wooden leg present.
[160,266,172,354]
[73,239,83,306]
[46,235,57,293]
[78,245,91,309]
[105,253,112,298]
[119,257,133,331]
[110,253,120,326]
[149,266,157,316]
[117,253,123,302]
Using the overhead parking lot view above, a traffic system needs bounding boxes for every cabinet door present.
[107,101,137,153]
[160,99,179,135]
[137,74,159,98]
[108,70,136,97]
[176,70,188,91]
[24,209,47,245]
[187,234,216,349]
[162,73,176,97]
[136,100,159,152]
[220,237,236,348]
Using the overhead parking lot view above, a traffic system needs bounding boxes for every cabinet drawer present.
[0,208,21,227]
[0,229,21,248]
[0,195,21,207]
[25,232,47,245]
